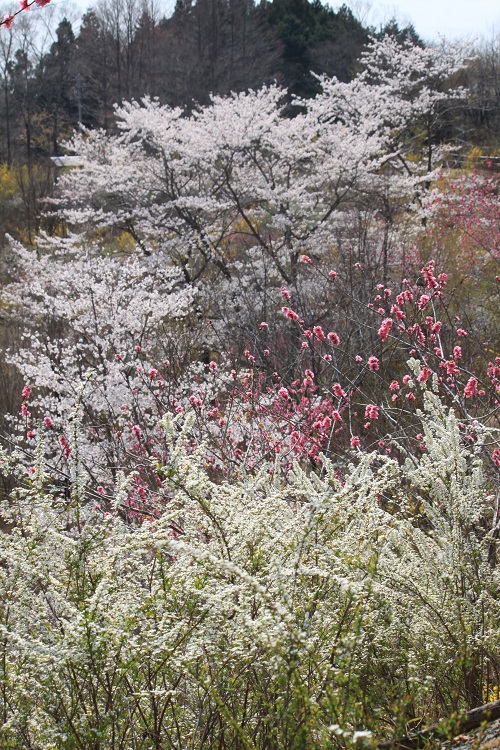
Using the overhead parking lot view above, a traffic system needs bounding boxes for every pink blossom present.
[389,380,400,391]
[264,349,270,355]
[457,328,468,337]
[278,386,289,400]
[327,331,340,345]
[378,317,393,341]
[350,436,360,447]
[417,367,432,383]
[422,265,438,288]
[300,254,312,264]
[3,12,14,27]
[43,416,53,428]
[323,354,332,361]
[132,424,142,438]
[259,321,268,329]
[282,306,299,321]
[365,403,379,420]
[418,295,430,310]
[313,325,325,341]
[19,0,30,9]
[328,270,337,280]
[97,486,106,495]
[355,355,363,362]
[189,396,202,409]
[21,403,31,417]
[148,368,158,379]
[402,374,412,384]
[446,360,460,376]
[281,286,291,301]
[332,410,342,423]
[59,435,71,458]
[115,353,122,361]
[332,383,346,398]
[464,377,478,398]
[208,361,217,372]
[492,448,500,467]
[368,356,379,371]
[453,346,462,360]
[21,385,32,400]
[26,430,35,439]
[28,466,36,475]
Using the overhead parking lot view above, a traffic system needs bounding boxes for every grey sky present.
[341,0,500,41]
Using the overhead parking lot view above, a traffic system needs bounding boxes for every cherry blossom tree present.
[4,34,489,490]
[51,34,470,289]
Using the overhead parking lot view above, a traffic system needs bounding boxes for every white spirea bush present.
[0,389,498,749]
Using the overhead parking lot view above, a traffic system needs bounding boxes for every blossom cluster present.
[2,0,51,30]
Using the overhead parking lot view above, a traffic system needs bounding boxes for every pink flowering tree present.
[419,166,500,347]
[9,249,500,523]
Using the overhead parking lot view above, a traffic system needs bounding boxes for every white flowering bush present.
[1,383,498,749]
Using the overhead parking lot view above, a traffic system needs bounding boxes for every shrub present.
[0,380,498,749]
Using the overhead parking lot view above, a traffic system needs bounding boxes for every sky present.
[41,0,500,44]
[342,0,500,42]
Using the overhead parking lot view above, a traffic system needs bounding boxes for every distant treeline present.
[0,0,425,161]
[0,0,499,243]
